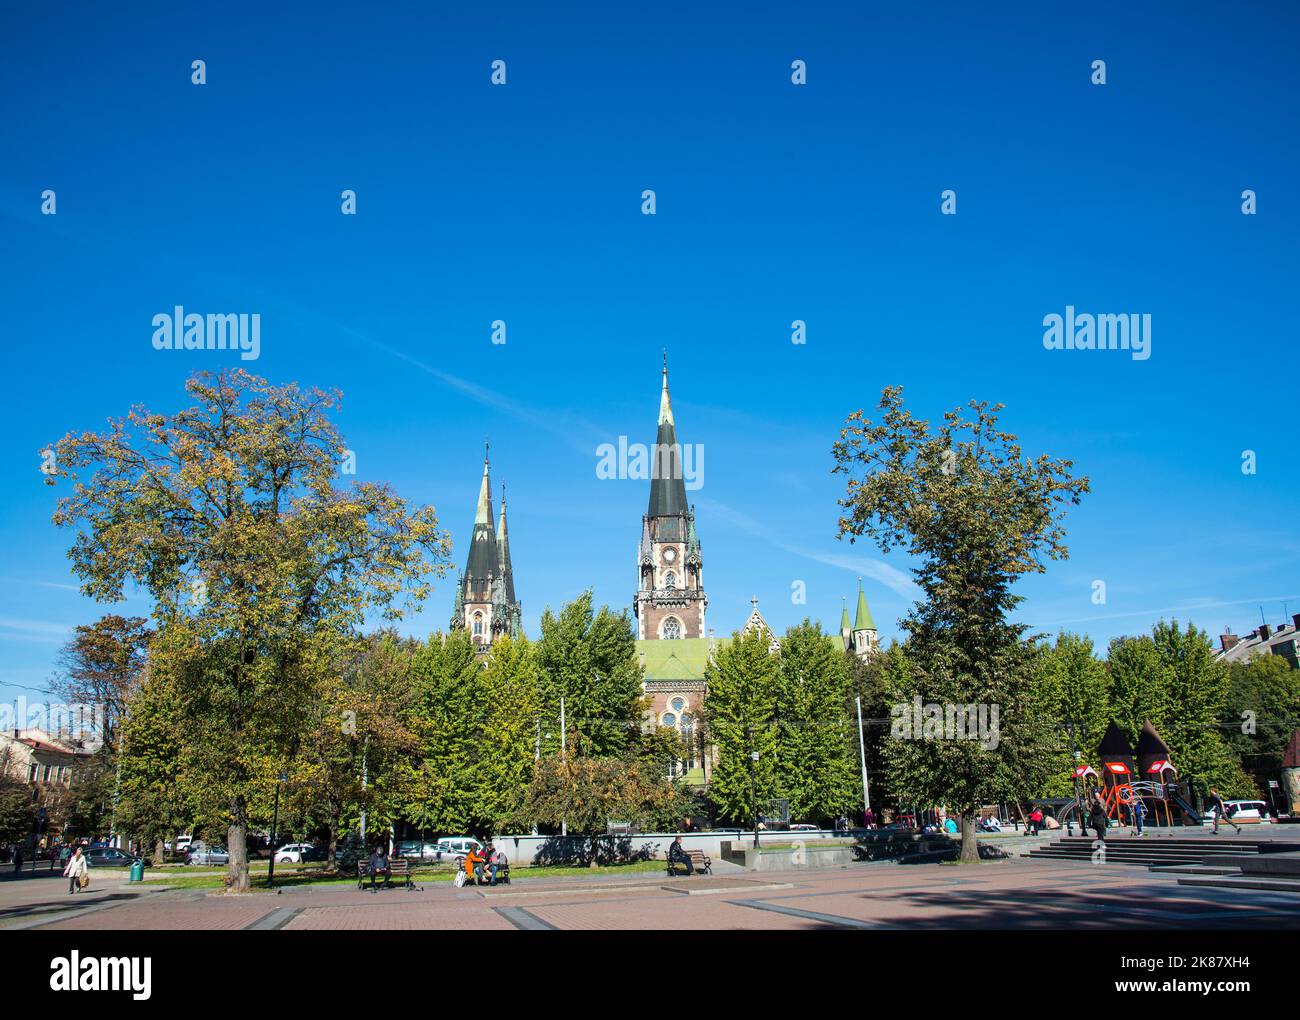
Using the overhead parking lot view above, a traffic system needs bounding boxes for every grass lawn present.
[141,857,669,891]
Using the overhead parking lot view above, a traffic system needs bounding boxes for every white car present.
[1221,800,1272,823]
[434,837,483,863]
[274,843,321,863]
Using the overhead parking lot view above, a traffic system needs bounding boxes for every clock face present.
[663,547,677,563]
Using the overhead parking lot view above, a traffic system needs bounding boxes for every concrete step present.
[1177,875,1300,894]
[1149,864,1244,875]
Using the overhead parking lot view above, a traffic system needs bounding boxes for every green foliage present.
[46,370,451,889]
[1223,653,1299,793]
[1035,633,1110,795]
[834,388,1088,857]
[0,749,35,845]
[702,627,781,824]
[1106,634,1176,747]
[773,621,860,823]
[535,591,643,756]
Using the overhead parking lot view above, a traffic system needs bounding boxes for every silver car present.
[187,845,230,866]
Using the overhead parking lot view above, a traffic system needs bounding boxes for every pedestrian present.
[1131,796,1145,836]
[1027,807,1044,835]
[863,807,875,830]
[1088,798,1109,842]
[1208,788,1241,835]
[63,846,88,894]
[13,846,23,873]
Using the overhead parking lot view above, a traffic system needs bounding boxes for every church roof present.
[639,638,715,681]
[854,579,876,631]
[647,356,689,518]
[464,450,499,581]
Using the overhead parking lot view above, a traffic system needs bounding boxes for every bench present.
[463,859,511,886]
[666,849,712,876]
[358,857,414,891]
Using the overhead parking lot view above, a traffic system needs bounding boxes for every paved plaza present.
[3,848,1298,932]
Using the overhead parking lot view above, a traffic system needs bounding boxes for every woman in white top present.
[63,846,89,894]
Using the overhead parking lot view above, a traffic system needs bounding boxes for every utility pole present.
[1057,721,1087,836]
[856,696,872,826]
[560,697,567,838]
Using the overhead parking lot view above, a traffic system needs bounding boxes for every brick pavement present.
[10,857,1299,931]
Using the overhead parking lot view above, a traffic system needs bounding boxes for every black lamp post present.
[266,771,287,888]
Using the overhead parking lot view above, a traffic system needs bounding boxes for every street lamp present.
[749,750,760,849]
[266,770,287,888]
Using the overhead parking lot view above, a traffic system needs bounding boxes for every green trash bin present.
[128,859,144,883]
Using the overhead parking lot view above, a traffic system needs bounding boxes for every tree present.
[116,669,190,863]
[46,370,450,890]
[1036,633,1110,795]
[702,627,780,824]
[522,753,682,866]
[834,387,1088,860]
[474,635,543,833]
[54,615,152,752]
[1106,634,1175,747]
[1224,653,1300,793]
[535,592,643,757]
[774,621,860,824]
[1150,620,1248,796]
[0,748,36,847]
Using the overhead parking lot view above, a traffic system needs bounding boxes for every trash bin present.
[129,859,144,883]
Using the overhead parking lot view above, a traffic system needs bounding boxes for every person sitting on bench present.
[367,846,391,890]
[668,836,693,875]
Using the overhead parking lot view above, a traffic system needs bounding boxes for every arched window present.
[472,612,484,637]
[664,570,677,590]
[663,617,682,639]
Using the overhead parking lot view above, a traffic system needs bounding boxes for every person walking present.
[62,846,88,894]
[1208,788,1241,835]
[1088,797,1109,842]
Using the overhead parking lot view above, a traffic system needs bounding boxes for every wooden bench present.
[358,857,414,891]
[666,849,712,876]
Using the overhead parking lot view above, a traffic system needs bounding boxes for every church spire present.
[648,354,688,518]
[498,482,516,607]
[464,444,498,583]
[854,577,876,632]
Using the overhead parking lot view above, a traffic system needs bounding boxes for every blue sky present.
[2,2,1298,704]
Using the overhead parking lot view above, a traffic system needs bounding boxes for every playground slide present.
[1169,793,1203,825]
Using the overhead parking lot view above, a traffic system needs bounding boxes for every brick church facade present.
[449,359,879,782]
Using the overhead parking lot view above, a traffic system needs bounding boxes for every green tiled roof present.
[638,638,719,681]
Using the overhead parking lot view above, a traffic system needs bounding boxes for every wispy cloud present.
[0,576,80,593]
[0,616,75,644]
[1026,593,1300,630]
[697,496,919,600]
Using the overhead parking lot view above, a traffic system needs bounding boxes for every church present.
[450,358,880,782]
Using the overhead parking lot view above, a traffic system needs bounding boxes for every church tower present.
[842,577,879,659]
[635,356,706,640]
[451,445,522,649]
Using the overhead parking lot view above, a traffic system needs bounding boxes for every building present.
[630,358,881,783]
[1215,615,1300,669]
[0,728,93,848]
[450,446,522,650]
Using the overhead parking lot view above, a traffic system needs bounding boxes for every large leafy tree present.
[116,668,191,862]
[1036,633,1111,795]
[535,592,643,757]
[1224,653,1300,793]
[702,627,781,824]
[774,621,860,824]
[54,615,152,753]
[1106,634,1176,747]
[0,747,36,847]
[45,370,450,890]
[833,387,1088,860]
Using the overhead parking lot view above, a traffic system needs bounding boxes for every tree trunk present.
[959,812,979,863]
[589,834,599,869]
[226,796,250,892]
[152,838,165,867]
[325,821,338,874]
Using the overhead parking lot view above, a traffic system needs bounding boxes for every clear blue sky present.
[3,2,1298,705]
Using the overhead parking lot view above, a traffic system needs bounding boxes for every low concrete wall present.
[726,843,858,872]
[488,829,854,866]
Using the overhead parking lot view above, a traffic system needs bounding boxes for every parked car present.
[395,840,442,860]
[433,837,483,864]
[187,845,230,866]
[1222,800,1272,823]
[174,835,195,855]
[274,843,325,864]
[85,847,140,868]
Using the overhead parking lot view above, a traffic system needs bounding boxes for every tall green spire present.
[840,597,851,634]
[854,577,875,631]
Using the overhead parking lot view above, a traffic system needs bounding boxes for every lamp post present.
[266,770,287,887]
[749,750,760,849]
[1057,721,1087,836]
[855,696,871,827]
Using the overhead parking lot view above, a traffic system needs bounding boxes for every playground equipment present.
[1079,719,1201,827]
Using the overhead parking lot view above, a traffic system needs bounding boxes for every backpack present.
[453,869,466,888]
